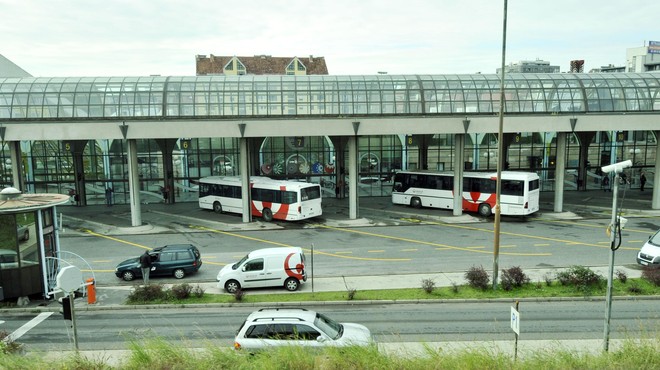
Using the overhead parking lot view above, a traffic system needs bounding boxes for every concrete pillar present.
[453,134,465,216]
[156,139,177,204]
[348,136,358,219]
[9,141,24,191]
[652,131,660,209]
[239,137,252,223]
[127,139,142,227]
[554,132,567,212]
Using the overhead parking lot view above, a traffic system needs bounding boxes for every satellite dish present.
[56,266,82,293]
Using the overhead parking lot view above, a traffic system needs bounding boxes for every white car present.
[637,229,660,266]
[233,308,373,351]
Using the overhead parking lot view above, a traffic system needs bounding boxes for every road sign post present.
[511,301,520,361]
[56,266,83,350]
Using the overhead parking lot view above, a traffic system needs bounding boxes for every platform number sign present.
[510,306,520,335]
[406,135,418,147]
[616,131,626,143]
[286,137,305,150]
[514,133,522,143]
[62,141,72,152]
[180,139,191,151]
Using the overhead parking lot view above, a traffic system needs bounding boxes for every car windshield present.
[314,313,343,340]
[649,231,660,246]
[233,254,249,270]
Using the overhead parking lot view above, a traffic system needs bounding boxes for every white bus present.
[392,170,540,216]
[198,176,322,221]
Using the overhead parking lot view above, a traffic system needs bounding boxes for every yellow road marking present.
[401,249,418,252]
[368,250,385,253]
[192,225,410,262]
[421,221,639,251]
[80,229,151,249]
[316,224,550,256]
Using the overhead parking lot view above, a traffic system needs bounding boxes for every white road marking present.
[3,312,53,342]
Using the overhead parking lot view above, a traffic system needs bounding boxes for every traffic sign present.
[511,306,520,335]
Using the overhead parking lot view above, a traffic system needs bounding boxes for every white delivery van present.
[637,229,660,266]
[217,247,307,293]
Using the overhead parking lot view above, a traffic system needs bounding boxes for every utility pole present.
[493,0,508,290]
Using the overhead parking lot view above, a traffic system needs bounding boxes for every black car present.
[115,244,202,281]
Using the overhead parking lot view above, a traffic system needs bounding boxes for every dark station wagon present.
[115,244,202,281]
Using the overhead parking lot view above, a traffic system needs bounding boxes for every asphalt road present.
[58,215,650,287]
[3,300,658,352]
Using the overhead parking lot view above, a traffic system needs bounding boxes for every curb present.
[3,294,658,314]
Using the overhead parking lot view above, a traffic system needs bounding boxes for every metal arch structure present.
[0,73,658,140]
[0,73,659,221]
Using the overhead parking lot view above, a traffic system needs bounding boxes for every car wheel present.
[410,197,422,208]
[213,202,223,213]
[22,230,29,241]
[262,208,274,222]
[284,277,299,291]
[122,271,135,281]
[478,203,492,217]
[225,280,241,293]
[173,268,185,279]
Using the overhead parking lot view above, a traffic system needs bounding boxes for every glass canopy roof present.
[0,73,659,120]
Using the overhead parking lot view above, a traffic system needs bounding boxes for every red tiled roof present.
[196,54,329,75]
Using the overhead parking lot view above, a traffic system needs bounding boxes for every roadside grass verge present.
[127,277,660,305]
[2,337,659,369]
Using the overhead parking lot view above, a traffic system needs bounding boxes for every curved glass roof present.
[0,73,659,120]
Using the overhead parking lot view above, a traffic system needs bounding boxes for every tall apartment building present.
[196,54,328,76]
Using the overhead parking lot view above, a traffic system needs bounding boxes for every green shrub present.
[127,284,168,303]
[191,284,205,298]
[233,289,245,302]
[615,269,628,284]
[641,266,660,286]
[0,330,22,354]
[465,265,490,290]
[555,266,604,295]
[500,266,529,291]
[421,278,436,294]
[171,283,192,300]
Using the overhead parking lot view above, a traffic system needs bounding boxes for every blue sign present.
[649,41,660,54]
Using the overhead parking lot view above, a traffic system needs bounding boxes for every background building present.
[626,41,660,72]
[496,59,560,74]
[196,54,328,76]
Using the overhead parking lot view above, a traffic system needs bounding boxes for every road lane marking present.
[4,312,53,342]
[193,225,410,262]
[422,221,640,251]
[80,230,151,249]
[317,224,550,256]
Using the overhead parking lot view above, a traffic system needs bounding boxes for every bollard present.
[86,278,96,304]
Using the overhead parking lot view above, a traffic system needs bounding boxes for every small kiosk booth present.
[0,188,69,302]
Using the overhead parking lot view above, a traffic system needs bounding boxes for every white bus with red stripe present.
[198,176,322,221]
[391,170,540,217]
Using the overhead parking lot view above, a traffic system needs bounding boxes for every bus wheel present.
[410,197,422,208]
[213,202,223,213]
[262,208,274,222]
[478,203,492,217]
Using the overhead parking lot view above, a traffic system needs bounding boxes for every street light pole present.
[493,0,508,290]
[602,159,631,351]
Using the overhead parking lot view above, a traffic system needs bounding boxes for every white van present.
[217,247,307,293]
[637,229,660,266]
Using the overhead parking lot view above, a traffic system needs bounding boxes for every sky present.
[1,0,658,77]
